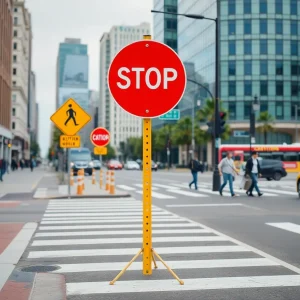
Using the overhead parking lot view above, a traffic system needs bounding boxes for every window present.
[291,82,298,96]
[244,102,251,119]
[229,41,236,55]
[13,30,17,37]
[276,81,284,96]
[228,61,236,75]
[228,20,236,35]
[244,60,252,75]
[260,101,268,112]
[291,41,298,56]
[244,40,252,54]
[244,20,252,34]
[260,0,267,13]
[12,122,15,130]
[291,21,298,35]
[276,102,284,119]
[12,81,16,86]
[260,19,268,34]
[291,0,297,15]
[275,20,283,34]
[260,60,268,75]
[260,39,268,54]
[13,55,17,62]
[13,17,18,25]
[276,40,283,55]
[244,0,252,14]
[291,61,298,75]
[12,94,16,102]
[228,0,235,14]
[275,0,283,14]
[13,68,17,75]
[166,19,177,30]
[229,81,236,96]
[244,81,252,95]
[12,108,16,116]
[13,42,17,50]
[276,60,283,75]
[260,80,268,95]
[228,102,236,119]
[14,8,18,12]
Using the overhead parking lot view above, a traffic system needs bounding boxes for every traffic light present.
[219,112,227,134]
[206,120,214,136]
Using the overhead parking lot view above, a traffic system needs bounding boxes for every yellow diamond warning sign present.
[59,135,81,148]
[50,98,91,136]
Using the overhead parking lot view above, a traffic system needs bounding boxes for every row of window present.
[227,101,299,120]
[228,60,300,76]
[228,40,299,56]
[227,80,300,96]
[228,19,298,35]
[228,0,298,15]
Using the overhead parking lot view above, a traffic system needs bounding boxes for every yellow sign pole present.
[142,118,152,275]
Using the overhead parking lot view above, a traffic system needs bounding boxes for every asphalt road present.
[9,170,300,299]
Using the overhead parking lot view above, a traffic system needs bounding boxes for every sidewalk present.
[0,167,48,197]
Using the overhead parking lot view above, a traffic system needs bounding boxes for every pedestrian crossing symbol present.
[50,98,91,136]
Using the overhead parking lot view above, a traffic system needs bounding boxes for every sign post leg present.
[143,118,152,275]
[67,148,71,199]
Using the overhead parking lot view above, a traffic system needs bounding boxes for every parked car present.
[107,160,123,170]
[258,158,287,181]
[93,160,101,170]
[124,161,140,170]
[139,160,158,171]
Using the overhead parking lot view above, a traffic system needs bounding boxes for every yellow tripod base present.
[109,248,184,285]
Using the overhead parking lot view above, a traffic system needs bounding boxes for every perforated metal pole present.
[142,34,152,275]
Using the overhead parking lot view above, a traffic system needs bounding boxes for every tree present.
[197,98,231,141]
[30,141,40,157]
[257,111,274,144]
[107,144,116,160]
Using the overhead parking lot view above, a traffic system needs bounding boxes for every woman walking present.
[218,151,239,197]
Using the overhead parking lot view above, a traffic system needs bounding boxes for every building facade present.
[28,71,38,144]
[99,23,150,151]
[0,0,13,161]
[11,0,31,161]
[55,38,89,145]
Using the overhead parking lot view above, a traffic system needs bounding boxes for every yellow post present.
[82,169,85,190]
[100,170,103,189]
[105,171,110,191]
[143,118,152,275]
[76,169,82,195]
[92,168,96,184]
[110,171,115,195]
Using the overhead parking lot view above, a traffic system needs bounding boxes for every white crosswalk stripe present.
[25,198,300,299]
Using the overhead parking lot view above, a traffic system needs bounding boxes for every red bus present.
[219,144,300,173]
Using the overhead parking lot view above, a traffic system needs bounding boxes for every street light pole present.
[151,8,220,190]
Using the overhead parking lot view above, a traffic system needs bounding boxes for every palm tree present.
[257,111,274,144]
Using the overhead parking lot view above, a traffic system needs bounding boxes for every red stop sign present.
[108,40,186,118]
[90,127,110,147]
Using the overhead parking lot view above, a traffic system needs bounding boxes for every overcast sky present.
[26,0,152,157]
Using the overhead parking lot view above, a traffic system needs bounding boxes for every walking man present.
[218,151,239,197]
[64,104,79,126]
[188,157,202,190]
[245,151,263,197]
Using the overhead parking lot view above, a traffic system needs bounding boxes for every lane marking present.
[136,191,175,199]
[266,222,300,235]
[38,223,199,231]
[34,228,210,237]
[43,211,170,217]
[134,183,158,190]
[28,245,249,259]
[166,189,207,197]
[152,183,180,189]
[31,236,227,246]
[53,258,278,273]
[166,203,244,208]
[45,208,161,213]
[116,185,136,191]
[41,216,179,221]
[257,188,297,196]
[67,275,300,295]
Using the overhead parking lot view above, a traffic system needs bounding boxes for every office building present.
[28,71,38,144]
[11,0,32,161]
[55,38,89,145]
[99,23,150,150]
[0,0,13,161]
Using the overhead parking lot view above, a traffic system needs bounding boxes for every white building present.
[11,0,31,161]
[99,22,150,151]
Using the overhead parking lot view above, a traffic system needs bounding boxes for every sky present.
[25,0,153,157]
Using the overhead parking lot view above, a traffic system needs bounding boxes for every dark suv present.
[259,159,287,181]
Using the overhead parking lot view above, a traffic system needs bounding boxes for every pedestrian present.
[188,157,203,190]
[1,159,6,177]
[245,151,263,197]
[218,151,239,197]
[20,159,24,170]
[30,158,34,172]
[0,159,3,182]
